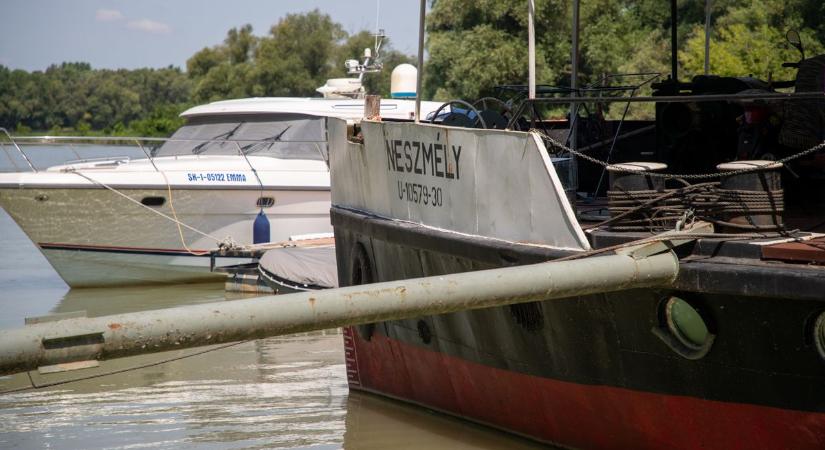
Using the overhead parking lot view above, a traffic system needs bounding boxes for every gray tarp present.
[258,245,338,289]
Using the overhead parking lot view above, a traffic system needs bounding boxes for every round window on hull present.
[813,312,825,362]
[666,296,710,350]
[653,295,715,360]
[140,196,166,207]
[256,197,275,208]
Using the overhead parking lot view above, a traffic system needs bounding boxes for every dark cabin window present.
[257,197,275,208]
[141,196,166,207]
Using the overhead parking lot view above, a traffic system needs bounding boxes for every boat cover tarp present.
[258,245,338,289]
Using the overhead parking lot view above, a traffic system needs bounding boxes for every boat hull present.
[333,208,825,449]
[0,186,331,287]
[327,117,825,448]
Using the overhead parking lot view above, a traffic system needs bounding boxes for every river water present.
[0,209,543,449]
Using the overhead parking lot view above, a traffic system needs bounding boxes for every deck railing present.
[0,132,329,173]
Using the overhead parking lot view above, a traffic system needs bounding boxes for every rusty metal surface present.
[762,237,825,264]
[328,119,590,252]
[0,243,679,376]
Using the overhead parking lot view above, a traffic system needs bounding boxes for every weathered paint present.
[345,327,825,450]
[328,119,589,252]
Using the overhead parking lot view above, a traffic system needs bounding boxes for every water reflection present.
[345,391,544,450]
[53,282,229,317]
[1,209,543,448]
[0,332,348,449]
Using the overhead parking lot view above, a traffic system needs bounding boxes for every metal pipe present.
[528,0,536,100]
[7,135,325,144]
[134,138,160,172]
[570,0,581,198]
[414,0,426,123]
[0,127,36,172]
[0,247,680,376]
[508,91,825,105]
[670,0,678,81]
[704,0,712,75]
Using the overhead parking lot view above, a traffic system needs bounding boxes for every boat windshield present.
[153,113,327,160]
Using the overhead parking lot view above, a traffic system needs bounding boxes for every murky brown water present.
[0,209,543,449]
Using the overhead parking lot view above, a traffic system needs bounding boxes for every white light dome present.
[390,64,417,99]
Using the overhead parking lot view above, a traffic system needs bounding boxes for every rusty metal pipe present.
[0,247,679,376]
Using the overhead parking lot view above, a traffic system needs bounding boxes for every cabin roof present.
[181,97,445,120]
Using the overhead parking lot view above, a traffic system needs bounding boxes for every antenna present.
[375,0,380,37]
[347,29,385,80]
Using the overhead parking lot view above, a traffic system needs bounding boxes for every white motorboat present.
[0,97,443,287]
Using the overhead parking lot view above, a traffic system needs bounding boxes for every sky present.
[1,0,426,72]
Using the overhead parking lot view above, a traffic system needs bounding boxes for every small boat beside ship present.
[0,94,442,287]
[0,33,441,288]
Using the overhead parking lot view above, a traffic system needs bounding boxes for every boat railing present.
[0,128,37,172]
[0,134,329,173]
[509,90,825,130]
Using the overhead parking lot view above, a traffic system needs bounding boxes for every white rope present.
[68,170,227,255]
[157,170,214,256]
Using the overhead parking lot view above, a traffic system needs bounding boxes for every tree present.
[680,0,825,80]
[424,0,561,100]
[253,10,347,96]
[185,10,413,100]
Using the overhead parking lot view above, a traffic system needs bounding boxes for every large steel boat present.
[327,5,825,448]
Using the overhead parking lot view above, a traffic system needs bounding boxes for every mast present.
[528,0,536,100]
[570,0,580,198]
[415,0,426,123]
[704,0,712,75]
[670,0,678,81]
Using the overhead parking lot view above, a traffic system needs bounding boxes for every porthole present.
[813,312,825,361]
[665,296,709,350]
[256,197,275,208]
[35,194,49,202]
[652,295,715,360]
[140,196,165,207]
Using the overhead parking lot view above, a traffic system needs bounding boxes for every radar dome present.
[391,64,417,99]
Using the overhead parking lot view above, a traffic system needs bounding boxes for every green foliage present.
[680,0,825,80]
[188,10,407,101]
[425,0,825,105]
[3,5,824,134]
[127,103,190,137]
[424,0,562,100]
[0,63,191,135]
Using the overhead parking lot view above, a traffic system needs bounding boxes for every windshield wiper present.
[241,125,292,154]
[192,122,244,155]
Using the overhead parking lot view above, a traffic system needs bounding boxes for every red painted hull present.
[344,327,825,449]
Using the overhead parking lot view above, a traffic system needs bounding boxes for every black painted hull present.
[333,206,825,449]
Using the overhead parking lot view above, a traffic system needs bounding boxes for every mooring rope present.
[531,128,819,232]
[68,170,231,255]
[601,184,785,232]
